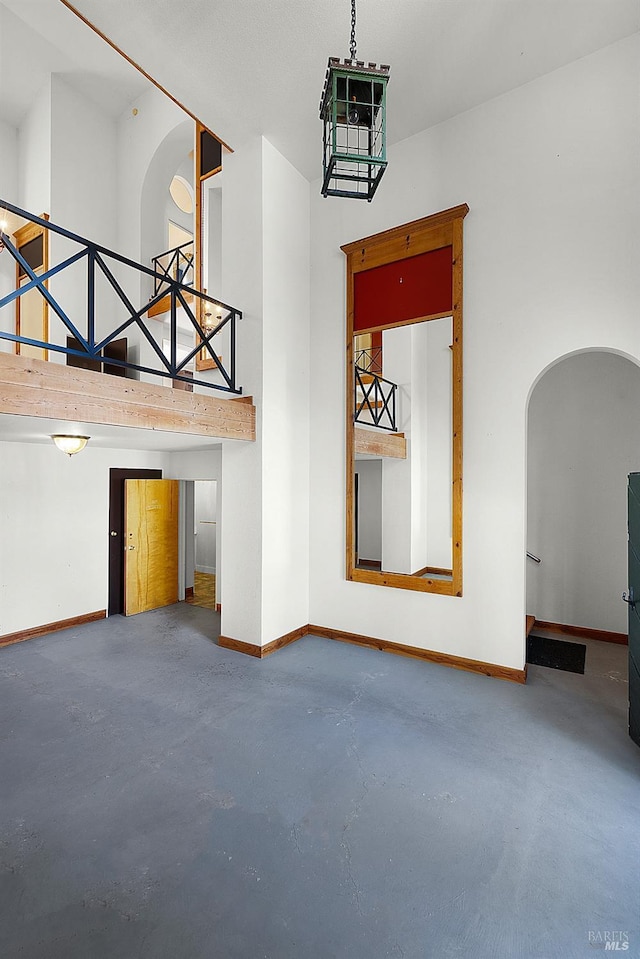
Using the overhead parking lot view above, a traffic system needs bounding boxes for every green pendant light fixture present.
[319,0,390,201]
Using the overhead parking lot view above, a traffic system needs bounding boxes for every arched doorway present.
[527,349,640,635]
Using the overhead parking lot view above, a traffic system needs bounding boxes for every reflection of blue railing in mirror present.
[0,200,241,393]
[152,241,194,296]
[354,346,382,374]
[354,364,397,431]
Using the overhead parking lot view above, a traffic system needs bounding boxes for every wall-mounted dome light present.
[51,435,90,457]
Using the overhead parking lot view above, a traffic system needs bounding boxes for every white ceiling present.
[2,0,638,175]
[64,0,639,180]
[0,411,223,453]
[0,0,149,126]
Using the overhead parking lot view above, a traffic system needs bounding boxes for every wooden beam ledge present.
[0,353,255,442]
[354,426,406,459]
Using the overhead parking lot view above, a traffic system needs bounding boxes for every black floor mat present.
[527,634,586,674]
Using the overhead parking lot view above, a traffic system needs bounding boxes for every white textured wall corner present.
[261,137,311,642]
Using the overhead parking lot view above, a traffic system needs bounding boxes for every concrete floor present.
[0,607,638,959]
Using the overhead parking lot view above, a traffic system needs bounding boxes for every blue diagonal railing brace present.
[0,198,242,394]
[1,233,89,348]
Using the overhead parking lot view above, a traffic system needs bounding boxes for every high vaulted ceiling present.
[0,0,149,126]
[2,0,638,178]
[58,0,640,180]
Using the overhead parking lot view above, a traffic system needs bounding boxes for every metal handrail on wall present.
[0,199,241,394]
[354,364,397,432]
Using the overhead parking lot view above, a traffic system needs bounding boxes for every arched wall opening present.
[526,349,640,636]
[140,117,194,291]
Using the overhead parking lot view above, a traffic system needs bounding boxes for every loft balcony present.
[353,346,406,459]
[0,201,255,442]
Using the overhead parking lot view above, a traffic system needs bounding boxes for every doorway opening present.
[526,350,640,635]
[525,350,638,696]
[184,480,218,611]
[108,467,162,615]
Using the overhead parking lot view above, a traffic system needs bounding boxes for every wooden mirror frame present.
[342,203,468,596]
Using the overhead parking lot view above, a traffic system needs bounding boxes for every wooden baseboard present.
[412,565,453,578]
[526,615,535,637]
[0,610,107,649]
[1,607,529,683]
[216,603,221,614]
[218,624,308,659]
[308,625,527,684]
[220,622,527,683]
[185,586,194,599]
[533,620,627,645]
[218,635,262,657]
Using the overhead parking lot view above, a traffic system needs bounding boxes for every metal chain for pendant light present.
[350,0,357,59]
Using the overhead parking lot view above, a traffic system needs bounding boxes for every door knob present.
[622,587,635,608]
[110,530,118,537]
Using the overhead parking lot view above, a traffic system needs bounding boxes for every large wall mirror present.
[342,204,468,596]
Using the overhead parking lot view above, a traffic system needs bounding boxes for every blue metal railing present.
[152,241,194,296]
[0,199,241,394]
[354,364,397,431]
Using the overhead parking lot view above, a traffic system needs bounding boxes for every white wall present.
[181,480,195,595]
[425,317,453,569]
[309,35,640,670]
[18,79,51,216]
[378,321,451,574]
[219,135,264,642]
[50,76,117,246]
[220,135,311,647]
[0,441,171,635]
[117,85,188,265]
[0,117,18,347]
[48,75,118,353]
[355,459,382,562]
[381,325,414,573]
[117,87,192,379]
[195,481,217,574]
[168,448,222,482]
[0,118,17,201]
[260,138,310,641]
[527,351,640,634]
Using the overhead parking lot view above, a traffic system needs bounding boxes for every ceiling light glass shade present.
[319,58,390,201]
[51,434,90,456]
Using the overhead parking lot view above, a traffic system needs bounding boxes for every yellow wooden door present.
[124,479,179,616]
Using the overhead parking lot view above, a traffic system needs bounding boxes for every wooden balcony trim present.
[354,426,406,459]
[0,353,255,442]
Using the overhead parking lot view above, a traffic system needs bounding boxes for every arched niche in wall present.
[140,117,194,297]
[342,204,468,597]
